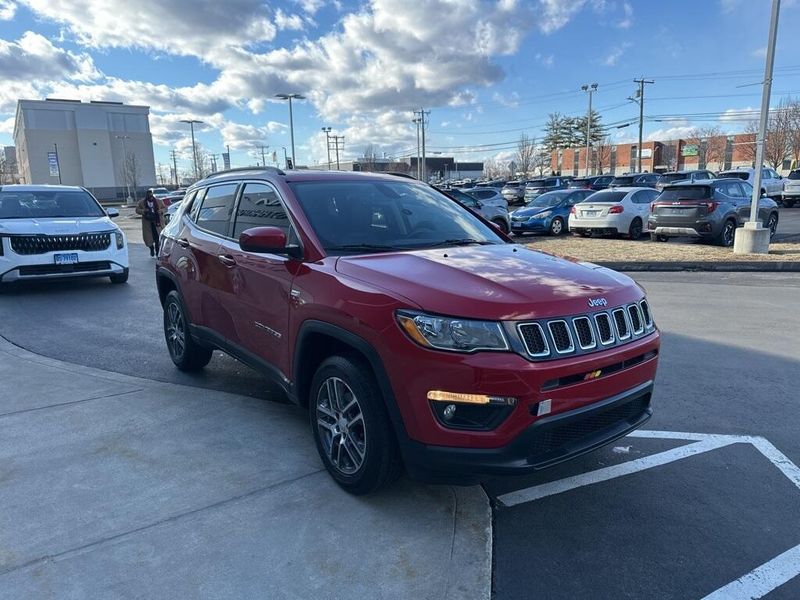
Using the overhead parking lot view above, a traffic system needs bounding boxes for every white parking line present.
[701,543,800,600]
[496,436,738,507]
[496,429,800,598]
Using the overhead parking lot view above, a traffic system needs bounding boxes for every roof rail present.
[206,166,286,178]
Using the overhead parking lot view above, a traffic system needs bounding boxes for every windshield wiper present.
[327,243,407,253]
[418,238,498,248]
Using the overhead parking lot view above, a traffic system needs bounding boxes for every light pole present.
[180,119,203,180]
[412,117,421,179]
[115,135,131,204]
[276,93,305,168]
[321,127,332,169]
[581,83,598,176]
[735,0,781,255]
[281,146,288,169]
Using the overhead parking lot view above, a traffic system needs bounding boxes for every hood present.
[513,205,560,218]
[0,217,116,235]
[335,244,642,321]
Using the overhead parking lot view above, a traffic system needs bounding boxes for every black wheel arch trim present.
[293,320,411,449]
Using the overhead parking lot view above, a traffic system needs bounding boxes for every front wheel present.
[109,268,129,284]
[163,290,213,371]
[767,212,779,238]
[628,218,643,240]
[492,219,510,234]
[549,217,564,236]
[716,219,737,247]
[310,355,402,495]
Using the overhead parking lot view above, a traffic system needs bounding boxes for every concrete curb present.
[596,261,800,272]
[0,334,493,599]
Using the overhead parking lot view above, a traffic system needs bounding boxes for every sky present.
[1,0,799,174]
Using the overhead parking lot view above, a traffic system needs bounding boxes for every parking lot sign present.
[47,152,60,177]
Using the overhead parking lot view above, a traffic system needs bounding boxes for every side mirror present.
[239,226,300,258]
[106,207,120,218]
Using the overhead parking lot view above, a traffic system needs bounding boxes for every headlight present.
[537,210,553,218]
[396,310,509,352]
[115,231,124,249]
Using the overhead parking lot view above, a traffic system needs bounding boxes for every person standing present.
[136,190,165,257]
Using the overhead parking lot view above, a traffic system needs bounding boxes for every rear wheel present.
[549,217,564,236]
[628,218,643,240]
[716,219,737,247]
[767,212,779,238]
[310,355,402,495]
[163,290,213,371]
[784,200,795,208]
[650,234,669,242]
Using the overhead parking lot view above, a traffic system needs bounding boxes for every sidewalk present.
[0,337,491,600]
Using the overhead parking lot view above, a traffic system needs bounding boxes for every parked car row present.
[509,177,781,247]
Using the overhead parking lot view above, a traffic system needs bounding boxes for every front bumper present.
[404,380,652,483]
[511,216,551,232]
[0,239,129,283]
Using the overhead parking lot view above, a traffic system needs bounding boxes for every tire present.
[784,200,795,208]
[492,219,509,234]
[309,355,402,495]
[715,219,737,247]
[163,290,213,371]
[579,231,592,238]
[549,217,565,236]
[109,268,129,284]
[649,234,669,242]
[767,212,779,238]
[628,218,643,240]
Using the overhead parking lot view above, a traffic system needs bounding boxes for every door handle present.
[177,238,190,248]
[218,254,237,267]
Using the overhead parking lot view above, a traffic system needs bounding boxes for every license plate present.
[582,210,599,217]
[665,208,689,215]
[54,253,79,265]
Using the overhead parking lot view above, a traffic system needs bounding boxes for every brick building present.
[549,132,786,177]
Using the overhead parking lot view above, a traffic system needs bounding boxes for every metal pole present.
[335,137,341,170]
[282,146,288,169]
[421,109,427,182]
[749,0,781,224]
[54,143,62,184]
[326,132,331,169]
[288,97,296,168]
[582,84,597,177]
[171,149,178,187]
[633,79,653,172]
[189,123,198,179]
[413,118,421,179]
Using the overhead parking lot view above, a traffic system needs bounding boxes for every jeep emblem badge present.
[588,297,608,308]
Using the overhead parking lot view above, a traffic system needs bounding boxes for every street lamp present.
[581,83,598,176]
[321,126,332,169]
[179,119,203,180]
[276,93,305,169]
[115,135,131,204]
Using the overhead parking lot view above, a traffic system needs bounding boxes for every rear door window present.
[232,182,291,238]
[195,183,239,237]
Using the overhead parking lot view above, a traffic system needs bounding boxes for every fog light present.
[443,404,456,420]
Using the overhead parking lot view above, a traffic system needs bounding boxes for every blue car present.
[510,189,595,236]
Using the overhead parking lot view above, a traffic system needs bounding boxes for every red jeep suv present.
[156,168,660,494]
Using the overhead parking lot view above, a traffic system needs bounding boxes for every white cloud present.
[537,0,587,33]
[0,0,16,20]
[719,107,757,122]
[275,9,305,31]
[492,91,520,108]
[267,121,287,133]
[601,42,631,66]
[751,47,766,59]
[535,52,554,67]
[617,2,633,28]
[646,124,694,141]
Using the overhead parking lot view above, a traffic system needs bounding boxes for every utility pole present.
[414,108,430,181]
[180,119,204,180]
[736,0,781,255]
[412,117,422,179]
[226,144,231,170]
[321,127,332,169]
[209,154,219,173]
[581,83,598,176]
[632,79,653,172]
[255,145,268,167]
[332,136,344,170]
[275,93,305,168]
[170,149,179,187]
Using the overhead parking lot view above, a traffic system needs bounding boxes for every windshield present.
[657,187,711,201]
[0,190,105,219]
[579,191,627,203]
[787,170,800,180]
[526,179,547,188]
[526,191,567,207]
[290,180,505,255]
[719,172,749,181]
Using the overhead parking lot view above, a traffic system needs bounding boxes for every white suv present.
[717,167,784,200]
[0,185,129,287]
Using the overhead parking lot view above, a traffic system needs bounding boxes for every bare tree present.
[514,133,536,177]
[788,98,800,167]
[483,157,506,179]
[686,126,725,170]
[122,152,142,201]
[595,136,613,174]
[743,120,759,166]
[764,98,793,170]
[361,143,379,172]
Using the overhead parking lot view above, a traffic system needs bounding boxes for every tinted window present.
[188,188,205,221]
[717,182,742,198]
[719,172,749,181]
[788,170,800,180]
[526,191,568,207]
[232,183,290,238]
[290,180,504,254]
[527,179,547,187]
[0,190,105,219]
[659,173,688,184]
[632,190,658,204]
[611,176,634,186]
[657,186,711,201]
[580,191,627,203]
[195,183,238,236]
[695,172,709,180]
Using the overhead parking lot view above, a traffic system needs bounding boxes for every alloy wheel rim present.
[166,302,185,359]
[724,222,735,246]
[552,219,562,234]
[316,377,366,475]
[769,215,778,235]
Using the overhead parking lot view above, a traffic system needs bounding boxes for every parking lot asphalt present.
[1,246,799,598]
[0,337,490,599]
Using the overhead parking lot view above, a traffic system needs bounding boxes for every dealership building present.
[13,98,157,200]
